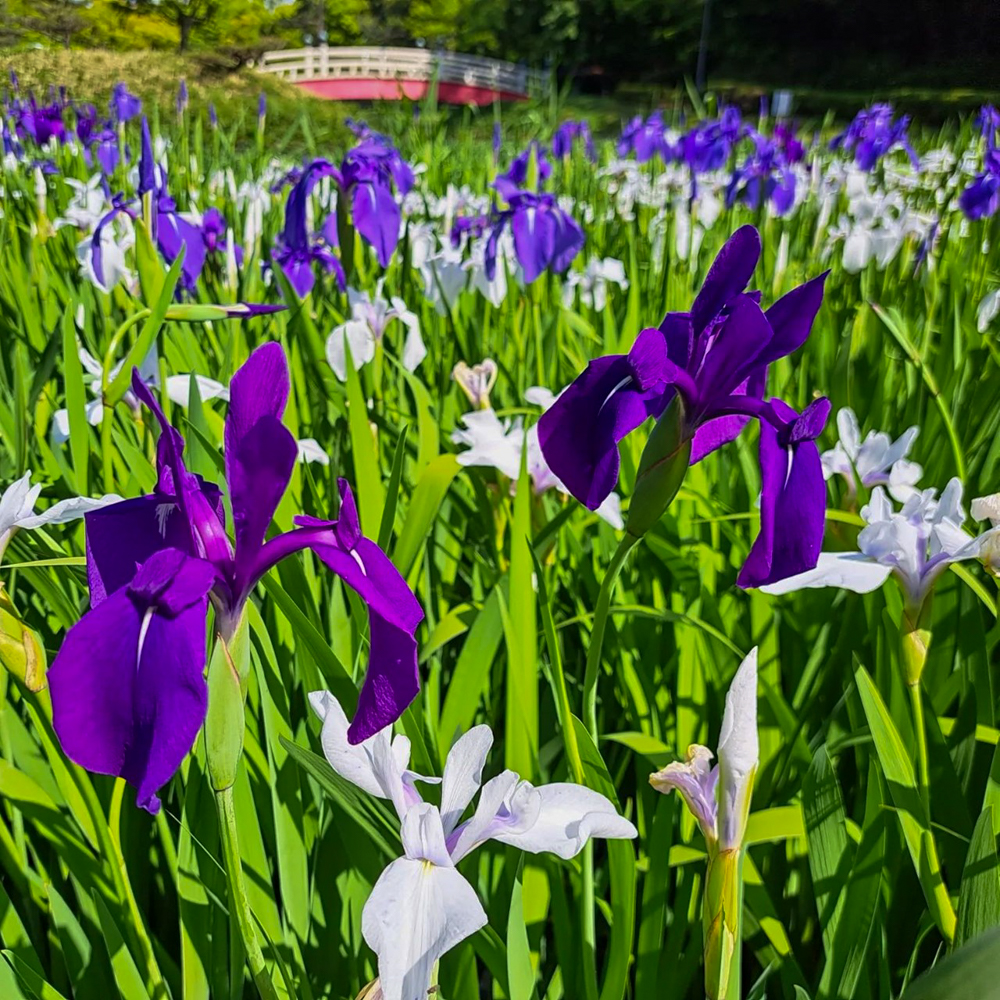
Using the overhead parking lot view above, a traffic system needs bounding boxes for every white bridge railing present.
[258,46,548,97]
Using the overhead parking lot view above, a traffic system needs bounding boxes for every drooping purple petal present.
[351,180,400,268]
[537,329,683,510]
[50,547,214,814]
[351,608,420,742]
[49,590,142,776]
[257,481,424,742]
[85,493,216,604]
[156,210,206,290]
[512,203,557,284]
[737,398,831,588]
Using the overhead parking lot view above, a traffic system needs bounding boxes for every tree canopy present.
[4,0,998,90]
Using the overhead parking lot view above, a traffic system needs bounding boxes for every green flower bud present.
[703,847,743,1000]
[626,396,691,538]
[205,614,250,792]
[901,600,932,687]
[0,589,47,692]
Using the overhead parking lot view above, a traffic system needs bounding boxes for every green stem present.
[581,840,598,1000]
[580,532,639,1000]
[909,682,932,820]
[908,681,957,943]
[582,534,639,739]
[216,785,281,1000]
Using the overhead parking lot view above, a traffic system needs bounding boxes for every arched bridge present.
[258,46,548,106]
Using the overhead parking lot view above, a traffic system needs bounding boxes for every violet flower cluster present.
[479,145,585,285]
[615,105,803,209]
[272,136,415,295]
[617,110,679,163]
[87,116,242,293]
[552,119,596,161]
[538,225,830,588]
[830,103,919,171]
[960,109,1000,220]
[725,131,798,216]
[48,343,423,814]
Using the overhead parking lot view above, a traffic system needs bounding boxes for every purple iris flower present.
[339,138,414,267]
[30,158,59,176]
[552,120,596,161]
[484,188,584,284]
[270,164,304,194]
[2,121,20,158]
[345,117,390,145]
[177,79,188,116]
[156,196,207,293]
[492,121,503,161]
[773,121,806,164]
[137,116,156,197]
[976,105,1000,145]
[830,103,918,171]
[94,126,120,175]
[537,225,830,588]
[136,117,206,292]
[201,205,242,263]
[74,103,98,145]
[110,82,142,123]
[74,105,120,174]
[618,111,678,164]
[683,106,745,173]
[726,133,796,215]
[208,103,218,129]
[450,213,490,247]
[272,159,346,298]
[201,206,226,249]
[48,344,423,812]
[258,92,267,120]
[9,69,19,92]
[17,101,67,146]
[960,146,1000,219]
[496,141,552,198]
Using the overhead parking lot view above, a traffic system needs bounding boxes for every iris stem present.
[215,785,281,1000]
[581,840,598,1000]
[908,680,957,943]
[909,682,931,818]
[582,533,639,739]
[580,531,639,1000]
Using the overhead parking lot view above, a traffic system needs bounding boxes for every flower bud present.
[626,395,691,538]
[0,590,47,692]
[205,615,250,792]
[703,847,742,1000]
[452,360,498,410]
[164,303,285,323]
[901,602,932,687]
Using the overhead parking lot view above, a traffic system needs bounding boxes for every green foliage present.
[1,73,1000,1000]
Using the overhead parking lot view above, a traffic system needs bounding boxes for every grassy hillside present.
[0,48,351,152]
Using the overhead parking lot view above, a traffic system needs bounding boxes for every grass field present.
[1,54,1000,1000]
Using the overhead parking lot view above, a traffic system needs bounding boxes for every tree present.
[10,0,90,48]
[116,0,223,51]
